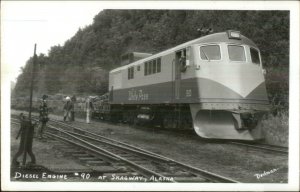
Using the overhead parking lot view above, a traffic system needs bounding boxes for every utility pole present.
[29,44,37,120]
[22,44,37,165]
[12,44,37,167]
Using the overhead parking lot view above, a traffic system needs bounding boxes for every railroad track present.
[11,119,20,125]
[90,117,289,155]
[11,112,288,183]
[47,119,238,182]
[11,116,238,183]
[11,113,288,155]
[229,141,288,154]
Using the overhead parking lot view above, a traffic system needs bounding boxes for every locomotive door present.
[174,49,186,100]
[109,86,113,102]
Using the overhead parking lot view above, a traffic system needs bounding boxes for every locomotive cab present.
[185,31,269,140]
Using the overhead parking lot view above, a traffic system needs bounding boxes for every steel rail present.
[47,118,172,160]
[15,115,286,155]
[46,125,170,180]
[67,131,239,183]
[11,120,20,125]
[47,122,238,183]
[13,116,165,159]
[65,130,171,161]
[72,132,238,183]
[11,116,239,183]
[11,116,238,182]
[229,141,288,154]
[45,131,120,161]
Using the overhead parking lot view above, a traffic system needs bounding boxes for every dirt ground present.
[10,121,100,182]
[10,110,288,183]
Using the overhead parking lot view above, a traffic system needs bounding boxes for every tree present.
[14,10,289,109]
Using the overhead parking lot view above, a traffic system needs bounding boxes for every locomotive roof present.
[110,31,258,73]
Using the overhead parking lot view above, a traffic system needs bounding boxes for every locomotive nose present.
[190,108,263,140]
[198,62,268,100]
[231,64,266,99]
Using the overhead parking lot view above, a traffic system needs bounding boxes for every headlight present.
[227,30,241,40]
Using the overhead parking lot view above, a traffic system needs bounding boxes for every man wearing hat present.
[38,95,49,138]
[63,96,72,121]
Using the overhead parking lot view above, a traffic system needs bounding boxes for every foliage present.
[260,109,289,146]
[13,10,289,110]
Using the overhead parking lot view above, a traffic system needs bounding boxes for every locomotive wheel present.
[162,117,170,129]
[133,115,139,127]
[127,113,135,125]
[163,114,176,129]
[180,116,192,130]
[123,110,135,125]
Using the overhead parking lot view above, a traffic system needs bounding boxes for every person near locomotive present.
[38,95,49,139]
[70,95,76,121]
[85,96,94,124]
[63,97,72,121]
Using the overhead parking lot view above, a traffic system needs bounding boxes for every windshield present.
[200,45,221,61]
[228,45,246,61]
[250,47,261,64]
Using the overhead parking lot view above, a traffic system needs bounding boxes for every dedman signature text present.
[254,168,279,179]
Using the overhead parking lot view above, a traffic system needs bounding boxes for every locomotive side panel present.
[110,41,269,106]
[110,53,176,104]
[109,46,200,104]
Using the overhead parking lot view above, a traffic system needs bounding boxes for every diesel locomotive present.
[93,30,270,140]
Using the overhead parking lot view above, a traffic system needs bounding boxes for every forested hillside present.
[13,10,289,109]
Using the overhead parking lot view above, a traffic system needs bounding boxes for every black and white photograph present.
[1,1,299,191]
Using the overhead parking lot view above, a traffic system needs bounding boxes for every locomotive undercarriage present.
[97,103,265,140]
[109,104,193,129]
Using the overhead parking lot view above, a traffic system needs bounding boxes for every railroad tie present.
[86,160,110,166]
[173,177,208,182]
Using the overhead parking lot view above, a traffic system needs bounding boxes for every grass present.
[260,110,289,147]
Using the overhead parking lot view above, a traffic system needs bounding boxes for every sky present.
[1,0,298,84]
[1,1,104,82]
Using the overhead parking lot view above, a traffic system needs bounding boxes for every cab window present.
[157,58,161,72]
[128,67,134,80]
[250,48,261,64]
[144,58,161,76]
[228,45,246,61]
[200,45,221,60]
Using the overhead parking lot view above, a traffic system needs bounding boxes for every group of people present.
[36,94,94,138]
[63,95,94,123]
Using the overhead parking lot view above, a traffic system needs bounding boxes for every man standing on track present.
[86,96,94,124]
[70,95,76,121]
[63,96,72,121]
[38,95,49,139]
